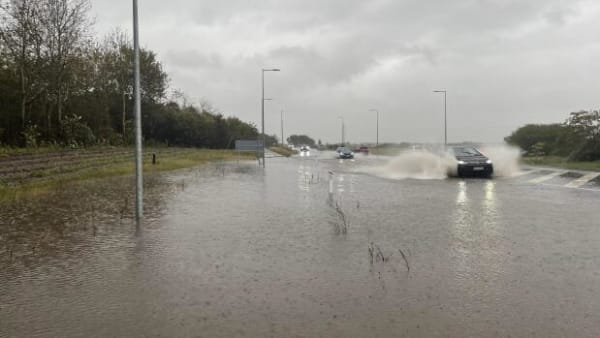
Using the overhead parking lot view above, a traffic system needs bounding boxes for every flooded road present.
[2,153,600,337]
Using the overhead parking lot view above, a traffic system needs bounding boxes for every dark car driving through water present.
[449,146,493,177]
[336,146,354,159]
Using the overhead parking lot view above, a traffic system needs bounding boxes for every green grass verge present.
[522,156,600,172]
[269,146,298,157]
[0,148,254,202]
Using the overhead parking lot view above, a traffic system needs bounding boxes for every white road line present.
[565,172,600,188]
[512,170,538,178]
[528,171,565,184]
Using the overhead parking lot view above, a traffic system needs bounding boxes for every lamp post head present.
[433,90,446,93]
[263,68,281,72]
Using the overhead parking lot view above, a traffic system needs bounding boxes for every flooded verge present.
[2,156,600,337]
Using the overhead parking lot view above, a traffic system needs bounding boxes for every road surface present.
[1,151,599,337]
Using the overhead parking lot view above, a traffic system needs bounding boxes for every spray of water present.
[478,145,522,177]
[358,150,454,180]
[356,145,522,180]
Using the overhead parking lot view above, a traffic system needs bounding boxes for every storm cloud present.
[91,0,600,143]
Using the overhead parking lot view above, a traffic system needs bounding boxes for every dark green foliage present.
[287,134,316,147]
[0,3,257,148]
[262,134,278,147]
[506,110,600,161]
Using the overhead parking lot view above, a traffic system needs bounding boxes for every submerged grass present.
[0,147,254,202]
[522,156,600,172]
[269,146,298,157]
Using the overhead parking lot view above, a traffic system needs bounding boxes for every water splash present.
[357,150,455,180]
[357,145,521,180]
[479,145,522,177]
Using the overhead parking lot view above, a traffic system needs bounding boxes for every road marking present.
[565,172,600,188]
[528,171,565,184]
[512,170,538,178]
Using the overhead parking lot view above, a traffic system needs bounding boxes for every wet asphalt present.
[1,151,600,337]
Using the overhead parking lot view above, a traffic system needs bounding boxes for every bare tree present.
[101,29,132,136]
[0,0,45,128]
[40,0,91,126]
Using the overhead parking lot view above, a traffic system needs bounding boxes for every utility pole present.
[280,110,284,146]
[261,68,280,167]
[338,116,345,145]
[133,0,143,223]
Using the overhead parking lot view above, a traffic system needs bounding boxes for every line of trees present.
[505,110,600,161]
[0,0,261,148]
[286,134,316,147]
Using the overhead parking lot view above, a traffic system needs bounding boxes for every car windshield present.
[453,147,482,157]
[338,147,351,152]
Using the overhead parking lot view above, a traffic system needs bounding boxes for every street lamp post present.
[261,68,280,167]
[433,90,447,147]
[280,110,284,146]
[132,0,143,223]
[337,116,345,145]
[369,109,379,147]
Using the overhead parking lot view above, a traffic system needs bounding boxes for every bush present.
[22,124,41,148]
[568,137,600,161]
[62,114,96,147]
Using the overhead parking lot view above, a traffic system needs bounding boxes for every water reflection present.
[0,173,180,272]
[481,180,498,228]
[450,179,507,302]
[297,164,310,192]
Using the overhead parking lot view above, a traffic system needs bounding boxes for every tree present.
[287,134,316,147]
[565,110,600,161]
[505,110,600,161]
[0,0,46,130]
[504,124,568,155]
[40,0,91,128]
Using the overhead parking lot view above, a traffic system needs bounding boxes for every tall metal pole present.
[280,110,284,146]
[338,116,345,145]
[261,70,265,167]
[133,0,143,223]
[260,68,280,166]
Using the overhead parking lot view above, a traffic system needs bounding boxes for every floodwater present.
[2,153,600,337]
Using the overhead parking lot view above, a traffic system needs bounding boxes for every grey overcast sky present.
[90,0,600,144]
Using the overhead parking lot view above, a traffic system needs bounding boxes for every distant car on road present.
[336,146,354,159]
[449,146,493,177]
[299,145,310,157]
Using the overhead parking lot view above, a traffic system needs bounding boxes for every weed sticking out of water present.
[368,242,389,264]
[398,248,410,273]
[90,204,97,237]
[118,197,128,223]
[334,202,349,235]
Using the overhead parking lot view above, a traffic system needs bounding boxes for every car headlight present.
[486,159,492,164]
[457,160,466,165]
[351,152,354,155]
